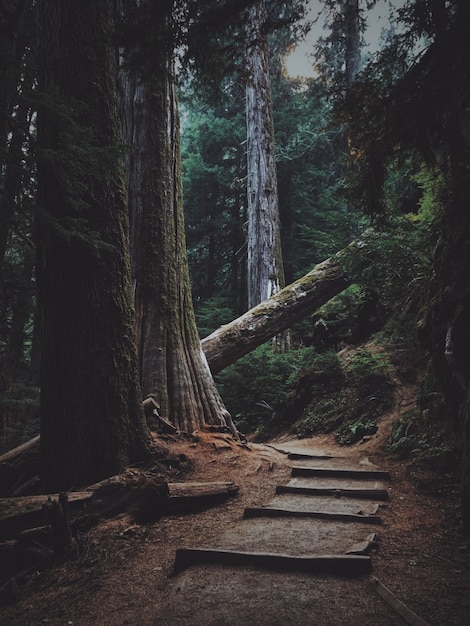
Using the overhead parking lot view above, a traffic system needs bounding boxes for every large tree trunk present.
[201,236,368,374]
[36,0,150,491]
[120,1,236,435]
[425,161,470,531]
[245,0,285,310]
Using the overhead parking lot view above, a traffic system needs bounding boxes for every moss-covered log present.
[201,236,372,374]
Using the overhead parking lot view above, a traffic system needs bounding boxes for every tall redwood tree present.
[120,0,237,435]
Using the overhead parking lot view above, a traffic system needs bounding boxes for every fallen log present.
[0,480,239,539]
[0,491,93,539]
[0,436,40,497]
[201,234,373,374]
[167,481,239,513]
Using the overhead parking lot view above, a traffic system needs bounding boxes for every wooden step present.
[173,548,372,576]
[276,484,389,501]
[287,452,334,460]
[291,466,390,480]
[243,506,382,524]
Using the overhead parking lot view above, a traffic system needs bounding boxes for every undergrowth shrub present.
[194,295,235,338]
[294,347,394,444]
[215,344,311,438]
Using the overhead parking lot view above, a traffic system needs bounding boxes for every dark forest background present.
[2,0,470,529]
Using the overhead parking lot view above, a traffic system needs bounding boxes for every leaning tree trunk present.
[36,0,150,491]
[120,1,237,435]
[245,0,286,310]
[199,234,376,374]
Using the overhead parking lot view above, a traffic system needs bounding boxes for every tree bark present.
[120,1,237,436]
[201,236,370,374]
[36,0,150,491]
[245,0,285,310]
[344,0,361,86]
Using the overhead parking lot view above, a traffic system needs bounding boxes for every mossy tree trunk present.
[425,162,470,532]
[36,0,150,491]
[120,2,236,435]
[202,239,362,374]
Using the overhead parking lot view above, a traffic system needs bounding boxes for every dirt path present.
[1,424,469,625]
[158,444,408,625]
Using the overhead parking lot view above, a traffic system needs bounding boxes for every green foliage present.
[194,296,236,338]
[296,396,346,439]
[215,344,319,438]
[343,216,432,319]
[309,284,371,349]
[273,79,352,280]
[388,401,458,469]
[281,349,346,438]
[294,346,394,444]
[412,164,445,223]
[346,347,391,382]
[182,101,246,306]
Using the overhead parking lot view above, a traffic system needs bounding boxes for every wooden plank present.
[370,576,431,626]
[276,484,389,500]
[287,452,334,460]
[291,466,390,480]
[243,507,382,524]
[173,548,372,576]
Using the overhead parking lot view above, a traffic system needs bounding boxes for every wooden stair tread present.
[291,466,390,480]
[243,506,381,524]
[173,548,372,576]
[276,484,389,500]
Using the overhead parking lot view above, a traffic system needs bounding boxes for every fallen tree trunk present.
[0,480,239,539]
[201,235,372,374]
[0,435,40,497]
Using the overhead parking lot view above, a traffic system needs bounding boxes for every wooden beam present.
[276,484,389,500]
[243,507,382,524]
[291,466,390,480]
[370,576,431,626]
[173,548,372,576]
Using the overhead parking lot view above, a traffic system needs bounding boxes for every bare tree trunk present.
[120,1,237,436]
[245,0,285,310]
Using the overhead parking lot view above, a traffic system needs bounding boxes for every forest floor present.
[1,382,470,625]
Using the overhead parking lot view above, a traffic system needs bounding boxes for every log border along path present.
[159,445,431,626]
